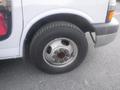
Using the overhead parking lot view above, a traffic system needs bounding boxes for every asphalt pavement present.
[0,3,120,90]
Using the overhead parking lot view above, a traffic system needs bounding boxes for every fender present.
[20,8,94,56]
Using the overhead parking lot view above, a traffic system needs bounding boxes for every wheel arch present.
[20,10,95,57]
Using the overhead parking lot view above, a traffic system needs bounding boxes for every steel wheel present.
[43,38,78,68]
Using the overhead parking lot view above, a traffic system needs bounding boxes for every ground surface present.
[0,3,120,90]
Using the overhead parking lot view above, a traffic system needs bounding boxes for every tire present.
[30,21,88,74]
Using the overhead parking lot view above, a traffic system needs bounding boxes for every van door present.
[0,0,23,58]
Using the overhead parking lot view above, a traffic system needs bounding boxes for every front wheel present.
[30,21,88,74]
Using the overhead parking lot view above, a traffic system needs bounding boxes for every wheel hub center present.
[57,52,66,59]
[52,48,70,62]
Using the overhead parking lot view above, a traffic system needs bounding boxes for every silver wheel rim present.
[43,38,78,68]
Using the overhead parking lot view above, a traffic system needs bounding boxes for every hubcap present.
[43,38,78,68]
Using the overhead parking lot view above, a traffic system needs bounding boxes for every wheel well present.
[24,14,95,58]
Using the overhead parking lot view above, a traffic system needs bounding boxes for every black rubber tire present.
[30,21,88,74]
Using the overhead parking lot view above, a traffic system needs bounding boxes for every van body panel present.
[0,0,23,58]
[0,0,118,60]
[22,0,109,27]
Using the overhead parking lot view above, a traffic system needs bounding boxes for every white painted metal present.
[0,0,111,59]
[22,0,109,26]
[109,0,116,6]
[0,0,23,59]
[20,0,110,57]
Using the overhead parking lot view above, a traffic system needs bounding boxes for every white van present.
[0,0,119,73]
